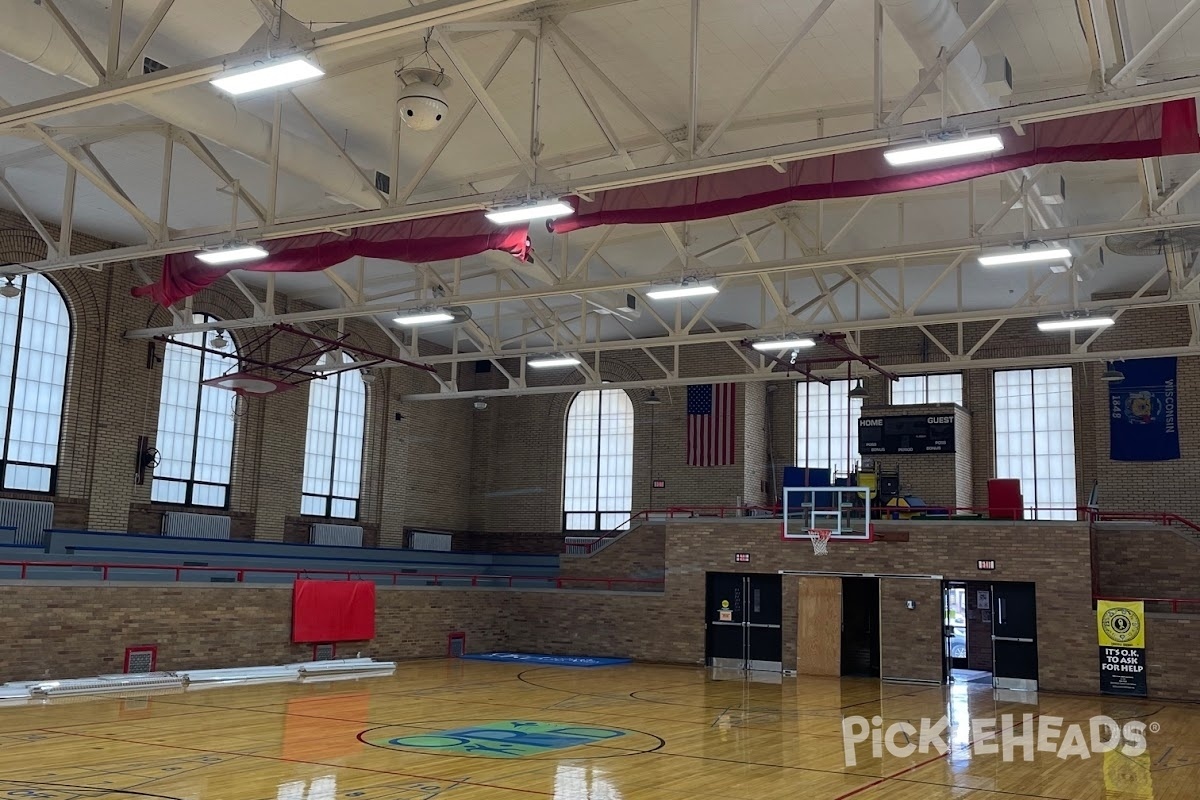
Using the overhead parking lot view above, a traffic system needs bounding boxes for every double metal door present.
[705,573,782,672]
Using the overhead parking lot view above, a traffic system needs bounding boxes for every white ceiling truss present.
[1,0,1200,397]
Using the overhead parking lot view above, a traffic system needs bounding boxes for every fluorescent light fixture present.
[978,247,1073,267]
[210,57,324,96]
[884,134,1004,166]
[1037,315,1114,332]
[752,338,816,351]
[646,283,720,300]
[528,356,582,368]
[194,244,269,265]
[394,309,454,325]
[485,200,574,224]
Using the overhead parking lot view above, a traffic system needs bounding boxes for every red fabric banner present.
[548,100,1200,233]
[133,211,530,306]
[291,579,376,643]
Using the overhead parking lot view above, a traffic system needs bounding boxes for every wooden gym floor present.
[0,659,1192,799]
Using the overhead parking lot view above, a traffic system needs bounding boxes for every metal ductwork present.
[881,0,1063,232]
[0,0,383,210]
[880,0,996,112]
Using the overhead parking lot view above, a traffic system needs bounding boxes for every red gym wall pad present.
[291,579,376,643]
[548,100,1200,233]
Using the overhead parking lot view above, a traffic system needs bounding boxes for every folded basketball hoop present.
[809,529,833,556]
[202,372,298,397]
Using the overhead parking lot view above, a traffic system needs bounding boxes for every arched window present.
[563,388,634,531]
[0,274,70,492]
[301,352,366,519]
[151,314,239,507]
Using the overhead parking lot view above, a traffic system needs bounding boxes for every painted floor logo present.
[369,721,629,758]
[842,714,1151,766]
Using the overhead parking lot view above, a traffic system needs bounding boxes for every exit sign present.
[652,479,666,489]
[735,553,751,563]
[977,560,996,571]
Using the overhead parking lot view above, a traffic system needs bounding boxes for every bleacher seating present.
[0,529,561,588]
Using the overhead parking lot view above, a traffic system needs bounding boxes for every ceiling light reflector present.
[195,244,269,265]
[1036,315,1115,332]
[210,57,324,96]
[884,134,1004,166]
[978,247,1073,267]
[752,338,816,351]
[485,200,574,224]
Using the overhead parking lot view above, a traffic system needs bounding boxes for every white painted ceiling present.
[0,0,1196,355]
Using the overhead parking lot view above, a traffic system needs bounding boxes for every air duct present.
[881,0,1063,233]
[880,0,996,111]
[0,0,383,210]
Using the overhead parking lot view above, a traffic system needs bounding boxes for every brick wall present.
[1094,524,1200,598]
[5,517,1200,699]
[0,583,508,683]
[1146,615,1200,700]
[665,519,1096,692]
[559,524,666,583]
[857,403,971,508]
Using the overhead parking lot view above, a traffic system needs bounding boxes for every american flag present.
[687,383,736,466]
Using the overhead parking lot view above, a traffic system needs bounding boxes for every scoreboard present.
[858,414,956,454]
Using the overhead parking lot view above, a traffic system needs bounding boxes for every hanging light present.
[644,390,663,405]
[646,279,719,300]
[210,56,324,96]
[0,276,20,299]
[848,380,870,399]
[528,355,581,369]
[884,134,1004,166]
[1101,365,1125,383]
[1037,314,1114,332]
[209,331,229,350]
[194,242,269,265]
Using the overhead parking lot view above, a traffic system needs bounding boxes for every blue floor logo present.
[369,721,629,758]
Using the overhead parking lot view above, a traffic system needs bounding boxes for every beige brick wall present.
[13,517,1198,698]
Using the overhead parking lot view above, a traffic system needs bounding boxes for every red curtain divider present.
[133,211,530,307]
[291,579,376,643]
[548,99,1200,233]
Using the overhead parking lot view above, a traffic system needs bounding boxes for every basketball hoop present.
[809,529,833,556]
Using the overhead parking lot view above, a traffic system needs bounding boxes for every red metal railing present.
[570,503,1200,557]
[0,560,663,592]
[1087,510,1200,534]
[1094,595,1200,614]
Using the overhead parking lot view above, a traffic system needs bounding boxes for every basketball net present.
[809,529,833,556]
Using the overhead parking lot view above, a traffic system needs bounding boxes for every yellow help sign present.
[1097,600,1146,649]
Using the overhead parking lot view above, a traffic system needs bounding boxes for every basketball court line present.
[145,685,856,742]
[830,712,1044,800]
[35,728,557,798]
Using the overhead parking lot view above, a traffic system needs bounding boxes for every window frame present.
[992,366,1077,521]
[795,379,863,476]
[890,373,964,406]
[0,274,71,495]
[561,388,635,533]
[150,314,239,509]
[300,354,366,521]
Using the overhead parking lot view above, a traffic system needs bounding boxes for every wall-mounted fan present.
[135,435,160,485]
[1104,227,1200,257]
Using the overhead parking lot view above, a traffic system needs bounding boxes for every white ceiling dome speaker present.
[397,68,450,132]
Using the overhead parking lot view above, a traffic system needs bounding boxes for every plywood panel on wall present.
[797,576,841,676]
